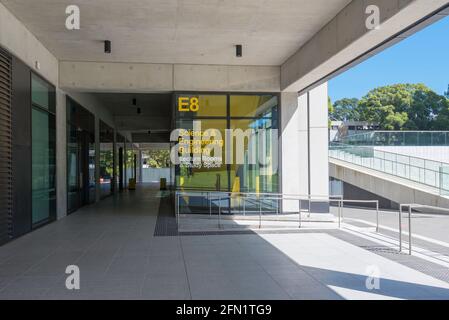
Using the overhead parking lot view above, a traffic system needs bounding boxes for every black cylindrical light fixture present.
[137,107,141,114]
[104,40,111,54]
[236,44,242,58]
[132,98,137,106]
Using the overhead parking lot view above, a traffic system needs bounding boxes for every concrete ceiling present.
[92,93,172,139]
[1,0,352,66]
[93,92,171,117]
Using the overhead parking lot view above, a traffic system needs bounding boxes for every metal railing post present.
[409,206,412,255]
[259,197,262,229]
[299,199,302,229]
[399,205,402,252]
[376,201,379,233]
[338,200,341,228]
[218,195,221,229]
[243,195,246,216]
[208,192,211,216]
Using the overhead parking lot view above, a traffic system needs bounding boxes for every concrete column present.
[138,150,143,183]
[56,90,67,220]
[280,91,301,212]
[95,116,100,202]
[280,83,330,214]
[308,83,330,213]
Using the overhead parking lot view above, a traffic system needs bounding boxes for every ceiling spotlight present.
[104,40,111,54]
[132,98,137,106]
[236,44,242,58]
[148,130,151,135]
[137,107,141,114]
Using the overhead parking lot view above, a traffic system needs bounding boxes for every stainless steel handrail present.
[176,191,379,232]
[334,199,380,232]
[399,204,449,255]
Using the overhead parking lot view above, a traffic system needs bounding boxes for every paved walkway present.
[1,185,449,300]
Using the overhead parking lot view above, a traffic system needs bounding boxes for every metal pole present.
[409,206,412,255]
[176,193,178,224]
[259,196,262,229]
[208,192,211,216]
[243,195,246,216]
[399,205,402,252]
[338,200,341,228]
[308,196,311,218]
[218,195,221,229]
[376,201,379,233]
[299,199,302,229]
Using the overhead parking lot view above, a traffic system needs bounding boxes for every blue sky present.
[328,15,449,102]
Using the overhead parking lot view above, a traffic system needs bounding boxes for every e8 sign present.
[178,97,199,112]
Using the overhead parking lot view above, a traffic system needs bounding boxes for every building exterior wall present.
[1,3,117,228]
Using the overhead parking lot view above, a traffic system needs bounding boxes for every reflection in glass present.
[32,108,56,225]
[100,121,114,198]
[175,119,228,191]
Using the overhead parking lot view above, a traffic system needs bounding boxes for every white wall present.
[142,168,171,183]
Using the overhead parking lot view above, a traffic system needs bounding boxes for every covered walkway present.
[1,185,449,300]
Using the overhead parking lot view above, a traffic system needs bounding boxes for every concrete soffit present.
[281,0,449,93]
[55,0,449,94]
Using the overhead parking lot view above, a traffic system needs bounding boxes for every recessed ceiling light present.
[236,44,242,58]
[104,40,111,54]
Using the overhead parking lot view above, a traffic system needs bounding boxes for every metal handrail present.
[176,191,379,232]
[330,143,447,168]
[335,199,380,232]
[399,204,449,255]
[330,144,449,193]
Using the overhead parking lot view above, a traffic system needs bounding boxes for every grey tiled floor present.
[1,185,449,300]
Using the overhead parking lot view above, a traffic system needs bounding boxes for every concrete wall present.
[0,2,58,85]
[59,61,281,93]
[330,158,449,208]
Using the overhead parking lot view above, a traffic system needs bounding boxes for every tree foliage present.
[330,98,360,121]
[330,83,449,130]
[144,150,171,168]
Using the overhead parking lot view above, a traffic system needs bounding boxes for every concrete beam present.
[281,0,449,92]
[59,61,280,93]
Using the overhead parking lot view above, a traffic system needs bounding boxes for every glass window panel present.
[67,124,78,211]
[230,95,278,118]
[229,118,279,194]
[176,119,228,191]
[100,121,114,198]
[32,108,56,224]
[32,74,54,111]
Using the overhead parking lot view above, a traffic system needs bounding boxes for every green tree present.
[144,150,171,168]
[356,83,449,130]
[330,98,360,121]
[328,97,334,127]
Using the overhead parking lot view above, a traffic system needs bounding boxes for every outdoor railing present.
[399,204,449,255]
[329,143,449,195]
[175,191,379,232]
[337,131,449,146]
